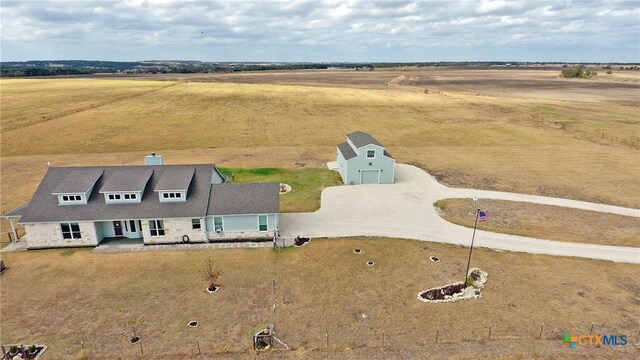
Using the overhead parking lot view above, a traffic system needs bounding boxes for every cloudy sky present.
[1,0,638,62]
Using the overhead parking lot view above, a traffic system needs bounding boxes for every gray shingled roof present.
[347,131,383,148]
[383,149,394,159]
[337,142,357,160]
[100,167,154,192]
[3,202,29,217]
[208,183,280,215]
[52,169,103,194]
[154,167,195,191]
[19,165,214,223]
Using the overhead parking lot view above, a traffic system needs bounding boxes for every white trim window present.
[366,149,376,159]
[149,220,165,236]
[214,216,223,232]
[162,192,183,199]
[258,215,268,232]
[192,218,201,230]
[61,222,81,239]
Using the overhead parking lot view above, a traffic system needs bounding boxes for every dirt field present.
[1,238,638,359]
[78,67,640,105]
[435,199,640,247]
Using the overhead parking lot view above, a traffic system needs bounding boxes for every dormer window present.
[104,192,142,204]
[159,191,186,202]
[367,150,376,159]
[58,194,86,205]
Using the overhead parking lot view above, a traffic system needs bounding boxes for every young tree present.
[202,257,224,292]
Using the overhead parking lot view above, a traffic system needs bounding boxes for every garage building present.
[336,131,395,185]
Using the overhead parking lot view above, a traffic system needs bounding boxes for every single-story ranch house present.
[337,131,395,185]
[3,155,279,249]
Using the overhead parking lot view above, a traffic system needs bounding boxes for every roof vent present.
[145,153,165,166]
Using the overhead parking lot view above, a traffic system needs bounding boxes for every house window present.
[367,150,375,158]
[192,218,201,230]
[61,195,83,203]
[61,223,81,239]
[161,192,183,200]
[214,217,223,231]
[149,220,165,236]
[258,215,268,231]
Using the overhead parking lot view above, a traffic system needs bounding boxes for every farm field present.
[1,68,639,221]
[435,199,640,247]
[1,238,638,359]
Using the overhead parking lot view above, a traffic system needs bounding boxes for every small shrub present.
[606,70,613,74]
[465,275,475,287]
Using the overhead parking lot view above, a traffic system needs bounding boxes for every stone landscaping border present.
[418,268,488,303]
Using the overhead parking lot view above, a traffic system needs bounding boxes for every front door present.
[113,221,123,237]
[123,220,143,238]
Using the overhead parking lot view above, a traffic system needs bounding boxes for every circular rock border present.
[130,336,141,344]
[430,256,440,262]
[279,183,292,195]
[354,248,362,254]
[367,261,375,266]
[206,285,220,294]
[188,321,199,328]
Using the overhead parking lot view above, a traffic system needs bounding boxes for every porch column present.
[8,217,18,242]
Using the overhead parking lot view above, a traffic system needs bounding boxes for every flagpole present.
[464,208,480,287]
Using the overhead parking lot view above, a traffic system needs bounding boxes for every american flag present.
[479,210,489,222]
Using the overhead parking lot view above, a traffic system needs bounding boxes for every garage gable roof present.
[347,131,383,148]
[337,142,357,160]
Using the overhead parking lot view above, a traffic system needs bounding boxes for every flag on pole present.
[479,210,489,222]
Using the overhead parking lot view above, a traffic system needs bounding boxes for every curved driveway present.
[280,164,640,263]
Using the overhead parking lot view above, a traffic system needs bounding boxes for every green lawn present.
[218,167,342,212]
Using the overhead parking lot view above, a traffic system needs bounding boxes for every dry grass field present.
[435,199,640,247]
[1,238,638,359]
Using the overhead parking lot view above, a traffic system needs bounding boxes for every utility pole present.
[464,209,480,287]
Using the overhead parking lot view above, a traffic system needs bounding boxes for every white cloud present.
[0,0,638,62]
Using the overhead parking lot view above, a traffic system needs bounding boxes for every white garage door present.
[361,170,380,184]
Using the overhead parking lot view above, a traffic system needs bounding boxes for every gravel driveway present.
[280,164,640,263]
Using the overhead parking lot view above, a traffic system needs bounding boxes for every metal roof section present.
[99,167,154,193]
[337,142,357,160]
[347,131,383,148]
[51,168,104,194]
[154,166,195,192]
[207,182,280,216]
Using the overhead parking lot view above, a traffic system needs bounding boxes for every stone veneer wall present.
[141,217,207,244]
[24,221,99,249]
[207,230,275,241]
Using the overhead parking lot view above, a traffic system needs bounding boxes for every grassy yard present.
[435,199,640,247]
[1,238,638,359]
[218,167,342,212]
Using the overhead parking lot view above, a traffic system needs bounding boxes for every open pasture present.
[1,69,639,221]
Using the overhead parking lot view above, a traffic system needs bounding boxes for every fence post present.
[539,324,544,339]
[196,338,201,354]
[139,340,144,355]
[435,328,439,343]
[488,326,492,340]
[325,331,329,348]
[589,323,594,336]
[382,330,385,348]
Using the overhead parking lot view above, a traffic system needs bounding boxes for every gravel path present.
[280,164,640,263]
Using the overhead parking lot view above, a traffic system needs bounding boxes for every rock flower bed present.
[418,268,488,303]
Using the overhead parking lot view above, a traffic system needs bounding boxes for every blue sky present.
[1,0,638,62]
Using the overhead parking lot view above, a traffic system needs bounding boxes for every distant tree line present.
[2,60,639,77]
